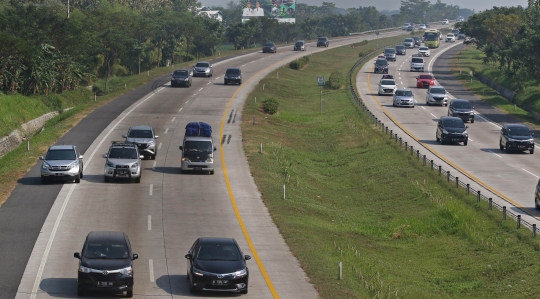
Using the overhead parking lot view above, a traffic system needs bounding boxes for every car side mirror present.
[122,134,127,138]
[185,253,193,259]
[466,126,469,128]
[245,255,251,260]
[39,156,44,160]
[155,136,159,139]
[179,146,183,151]
[74,252,81,259]
[102,154,108,158]
[79,155,83,159]
[213,147,217,152]
[532,132,535,136]
[140,155,144,159]
[132,254,138,260]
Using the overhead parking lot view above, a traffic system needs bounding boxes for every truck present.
[179,122,216,174]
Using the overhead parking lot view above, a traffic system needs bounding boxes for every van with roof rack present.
[179,122,216,175]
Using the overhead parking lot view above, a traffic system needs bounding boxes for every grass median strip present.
[241,36,540,298]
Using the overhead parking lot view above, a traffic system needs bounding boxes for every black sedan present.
[262,42,277,53]
[185,237,250,294]
[171,69,192,87]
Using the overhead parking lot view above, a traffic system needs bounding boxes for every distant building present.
[197,6,223,22]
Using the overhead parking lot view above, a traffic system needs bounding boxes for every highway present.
[356,38,540,228]
[8,27,428,299]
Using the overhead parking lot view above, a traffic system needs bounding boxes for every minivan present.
[224,68,242,85]
[179,136,217,174]
[499,123,535,154]
[447,99,474,123]
[384,48,396,61]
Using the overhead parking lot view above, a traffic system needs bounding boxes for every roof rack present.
[110,141,137,147]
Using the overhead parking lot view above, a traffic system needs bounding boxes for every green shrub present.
[328,71,344,90]
[289,55,310,70]
[351,40,369,48]
[261,98,279,115]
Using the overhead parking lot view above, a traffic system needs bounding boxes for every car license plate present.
[518,145,525,148]
[55,173,64,176]
[97,281,113,287]
[212,280,228,285]
[117,170,127,175]
[193,167,202,170]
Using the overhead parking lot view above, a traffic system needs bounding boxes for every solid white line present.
[30,85,167,299]
[199,88,203,91]
[164,128,169,134]
[523,168,540,179]
[148,215,152,231]
[152,161,156,169]
[488,150,502,158]
[186,100,189,103]
[430,113,437,118]
[149,184,153,196]
[158,142,162,150]
[171,117,176,122]
[149,259,155,282]
[468,138,473,142]
[179,107,183,112]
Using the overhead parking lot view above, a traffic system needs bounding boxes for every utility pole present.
[67,0,70,19]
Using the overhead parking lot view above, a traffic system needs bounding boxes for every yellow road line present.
[219,61,286,298]
[366,68,539,217]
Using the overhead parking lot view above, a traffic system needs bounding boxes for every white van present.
[442,19,449,25]
[410,55,425,72]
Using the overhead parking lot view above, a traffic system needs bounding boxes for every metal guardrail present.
[347,44,538,237]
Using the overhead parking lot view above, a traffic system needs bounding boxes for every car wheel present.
[536,197,540,210]
[471,119,475,123]
[75,175,81,183]
[80,169,83,179]
[224,81,227,85]
[135,176,141,183]
[506,144,511,153]
[239,80,242,85]
[189,282,197,293]
[41,176,48,184]
[151,154,156,160]
[393,103,396,107]
[426,101,430,106]
[411,105,415,108]
[180,169,184,174]
[464,140,468,146]
[531,148,535,154]
[240,289,248,294]
[126,290,133,298]
[441,139,445,145]
[77,286,84,297]
[210,170,214,175]
[104,176,110,183]
[499,140,504,150]
[436,135,440,142]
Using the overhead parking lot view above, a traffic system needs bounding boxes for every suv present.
[40,145,83,184]
[378,78,397,95]
[171,69,192,87]
[499,123,535,154]
[224,67,242,85]
[192,61,213,77]
[447,99,474,123]
[122,125,159,160]
[403,38,415,48]
[374,58,389,74]
[396,45,406,55]
[410,55,425,72]
[426,85,448,106]
[436,116,468,145]
[294,40,306,51]
[316,37,329,47]
[102,141,143,183]
[412,36,421,46]
[384,48,396,61]
[74,231,138,297]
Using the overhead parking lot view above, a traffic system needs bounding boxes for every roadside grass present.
[241,37,540,298]
[450,46,540,128]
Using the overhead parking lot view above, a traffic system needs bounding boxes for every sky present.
[200,0,529,12]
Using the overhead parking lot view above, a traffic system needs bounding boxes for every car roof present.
[129,125,153,130]
[440,116,463,121]
[226,67,241,71]
[196,61,210,64]
[418,73,433,76]
[174,68,190,72]
[87,231,127,243]
[505,123,528,129]
[396,88,412,92]
[198,237,236,245]
[49,145,75,150]
[184,136,213,141]
[429,85,444,89]
[451,99,470,103]
[296,40,305,42]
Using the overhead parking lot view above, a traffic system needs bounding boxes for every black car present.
[448,99,474,123]
[185,237,251,294]
[374,59,389,74]
[317,37,329,47]
[293,40,306,51]
[224,68,242,85]
[412,36,421,46]
[499,123,535,154]
[436,116,468,145]
[396,45,406,55]
[262,42,277,53]
[74,231,138,297]
[171,69,192,87]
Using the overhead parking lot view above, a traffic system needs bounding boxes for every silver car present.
[426,86,449,106]
[40,145,83,184]
[122,125,158,160]
[393,89,415,108]
[192,61,213,77]
[403,38,415,48]
[103,142,143,183]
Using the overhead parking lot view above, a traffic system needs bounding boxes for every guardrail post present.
[404,141,408,150]
[446,171,450,182]
[381,123,384,132]
[534,224,537,237]
[477,191,481,203]
[423,155,426,166]
[385,126,388,134]
[503,206,506,220]
[466,184,470,195]
[410,145,414,155]
[389,129,393,138]
[416,150,420,160]
[517,215,521,229]
[399,137,402,145]
[375,117,378,125]
[439,165,442,175]
[430,160,433,170]
[455,177,459,188]
[489,198,492,210]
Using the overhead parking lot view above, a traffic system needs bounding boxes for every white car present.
[445,33,456,42]
[418,24,426,30]
[418,46,430,57]
[442,19,449,25]
[378,79,397,96]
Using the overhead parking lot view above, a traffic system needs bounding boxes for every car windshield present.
[108,148,138,159]
[396,46,405,49]
[375,60,388,66]
[318,38,327,41]
[195,62,209,68]
[295,42,303,46]
[447,34,453,37]
[184,141,213,153]
[508,127,531,136]
[431,88,446,94]
[381,80,395,85]
[424,33,438,41]
[443,119,465,128]
[412,58,423,63]
[195,244,241,261]
[128,129,153,138]
[396,90,413,96]
[385,49,396,53]
[84,242,129,259]
[264,43,274,47]
[45,149,76,160]
[453,102,471,109]
[173,70,189,76]
[404,38,413,42]
[419,47,429,51]
[419,75,433,79]
[226,69,240,75]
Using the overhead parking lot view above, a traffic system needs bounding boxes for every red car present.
[416,73,435,88]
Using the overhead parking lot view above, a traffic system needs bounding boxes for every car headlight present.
[233,268,247,278]
[529,139,535,143]
[182,157,191,162]
[42,162,52,170]
[206,158,214,163]
[66,161,77,170]
[148,141,155,146]
[184,78,189,81]
[106,161,114,168]
[119,266,133,276]
[442,129,448,134]
[131,163,138,168]
[193,267,204,276]
[507,138,517,142]
[463,131,468,136]
[78,265,92,273]
[224,75,229,79]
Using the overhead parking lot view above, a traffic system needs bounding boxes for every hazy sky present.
[200,0,529,12]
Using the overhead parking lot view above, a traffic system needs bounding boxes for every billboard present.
[241,0,295,23]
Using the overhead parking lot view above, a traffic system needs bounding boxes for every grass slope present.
[241,37,540,298]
